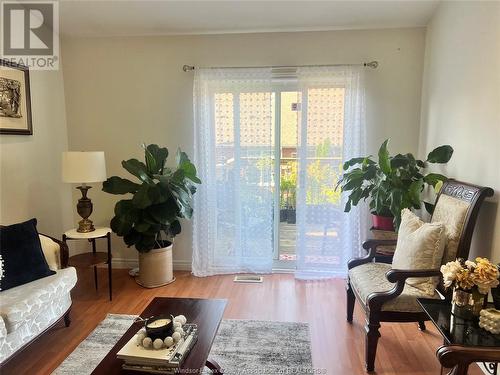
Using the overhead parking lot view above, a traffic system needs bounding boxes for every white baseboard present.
[108,257,192,271]
[171,260,192,271]
[109,258,138,269]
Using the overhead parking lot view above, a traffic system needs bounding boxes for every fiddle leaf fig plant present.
[102,144,201,252]
[336,139,453,229]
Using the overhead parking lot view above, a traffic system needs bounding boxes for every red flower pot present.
[372,214,395,231]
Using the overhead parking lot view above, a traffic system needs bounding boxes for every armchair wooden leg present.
[346,281,355,323]
[365,319,381,372]
[418,321,426,331]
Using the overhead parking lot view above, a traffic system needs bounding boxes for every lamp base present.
[76,185,95,233]
[77,218,95,233]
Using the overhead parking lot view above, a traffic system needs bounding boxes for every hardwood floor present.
[3,268,483,375]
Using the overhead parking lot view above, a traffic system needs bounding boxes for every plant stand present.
[370,227,397,262]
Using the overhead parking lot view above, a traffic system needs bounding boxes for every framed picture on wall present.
[0,59,33,135]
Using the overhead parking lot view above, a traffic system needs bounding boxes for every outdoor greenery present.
[336,139,453,229]
[279,139,342,208]
[280,162,297,209]
[102,144,201,252]
[307,139,342,205]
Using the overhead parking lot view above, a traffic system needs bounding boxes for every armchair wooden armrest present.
[386,269,441,283]
[437,345,500,375]
[363,239,398,250]
[366,268,441,310]
[40,233,69,269]
[347,239,398,270]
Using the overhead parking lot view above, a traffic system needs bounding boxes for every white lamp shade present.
[62,151,107,183]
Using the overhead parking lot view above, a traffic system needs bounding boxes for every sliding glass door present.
[213,88,347,271]
[193,66,364,277]
[273,88,345,270]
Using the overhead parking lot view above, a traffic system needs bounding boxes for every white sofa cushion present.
[0,267,76,333]
[39,235,61,271]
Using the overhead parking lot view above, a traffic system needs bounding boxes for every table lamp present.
[62,151,106,233]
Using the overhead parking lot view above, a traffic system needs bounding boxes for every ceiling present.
[59,0,440,37]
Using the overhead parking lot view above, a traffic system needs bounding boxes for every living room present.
[0,1,499,374]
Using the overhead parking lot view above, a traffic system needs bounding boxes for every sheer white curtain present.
[192,68,274,276]
[295,66,366,279]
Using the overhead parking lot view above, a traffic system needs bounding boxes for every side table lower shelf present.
[63,228,112,301]
[69,252,108,268]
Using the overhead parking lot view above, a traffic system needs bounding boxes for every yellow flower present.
[456,269,475,290]
[472,257,500,294]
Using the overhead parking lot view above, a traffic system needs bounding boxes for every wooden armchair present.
[346,180,494,372]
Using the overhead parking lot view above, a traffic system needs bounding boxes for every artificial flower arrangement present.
[441,257,500,294]
[441,257,500,317]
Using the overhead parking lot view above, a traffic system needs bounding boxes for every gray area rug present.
[53,314,312,375]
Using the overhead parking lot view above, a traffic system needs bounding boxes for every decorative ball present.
[175,315,187,325]
[142,337,152,348]
[136,332,146,345]
[175,327,184,335]
[172,331,181,342]
[153,338,164,349]
[173,321,182,329]
[164,336,174,348]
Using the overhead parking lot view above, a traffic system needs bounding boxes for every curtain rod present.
[182,61,378,72]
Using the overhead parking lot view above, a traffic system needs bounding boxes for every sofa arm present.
[39,233,69,269]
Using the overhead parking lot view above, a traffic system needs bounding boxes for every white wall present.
[0,69,73,236]
[419,2,500,262]
[61,28,426,267]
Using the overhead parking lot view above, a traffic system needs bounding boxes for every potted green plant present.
[102,144,200,288]
[336,139,453,230]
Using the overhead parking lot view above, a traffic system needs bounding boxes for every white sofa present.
[0,234,77,364]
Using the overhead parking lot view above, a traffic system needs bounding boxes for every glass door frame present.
[272,82,300,270]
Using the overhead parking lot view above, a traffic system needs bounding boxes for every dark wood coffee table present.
[91,297,227,374]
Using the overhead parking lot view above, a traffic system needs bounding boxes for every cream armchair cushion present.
[431,194,470,263]
[348,263,440,312]
[392,209,446,296]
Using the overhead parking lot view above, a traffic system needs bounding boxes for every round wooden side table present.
[63,227,113,301]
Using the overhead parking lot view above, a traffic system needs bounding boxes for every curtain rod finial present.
[364,61,379,69]
[183,65,195,72]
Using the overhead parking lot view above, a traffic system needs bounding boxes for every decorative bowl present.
[144,315,174,341]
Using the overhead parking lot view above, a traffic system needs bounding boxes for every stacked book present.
[117,324,198,374]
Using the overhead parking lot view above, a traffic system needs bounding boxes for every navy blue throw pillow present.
[0,218,56,291]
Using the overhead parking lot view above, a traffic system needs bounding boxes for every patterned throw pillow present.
[431,194,470,263]
[392,209,446,296]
